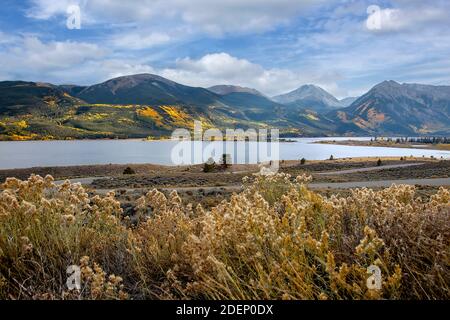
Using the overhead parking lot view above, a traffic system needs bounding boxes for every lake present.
[0,137,449,169]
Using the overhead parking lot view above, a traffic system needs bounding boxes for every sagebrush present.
[0,174,448,300]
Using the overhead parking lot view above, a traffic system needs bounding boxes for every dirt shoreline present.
[2,157,448,192]
[0,156,438,182]
[315,139,450,151]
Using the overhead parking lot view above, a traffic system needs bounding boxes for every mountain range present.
[329,81,450,135]
[0,74,449,140]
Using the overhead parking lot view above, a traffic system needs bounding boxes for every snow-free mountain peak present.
[272,84,343,111]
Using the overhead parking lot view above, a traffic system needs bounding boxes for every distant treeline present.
[372,137,450,144]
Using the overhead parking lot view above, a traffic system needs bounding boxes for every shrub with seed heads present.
[0,174,448,300]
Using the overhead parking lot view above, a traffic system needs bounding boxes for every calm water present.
[0,137,449,169]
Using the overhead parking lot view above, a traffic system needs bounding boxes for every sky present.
[0,0,449,98]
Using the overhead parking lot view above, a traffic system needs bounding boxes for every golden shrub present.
[0,174,448,300]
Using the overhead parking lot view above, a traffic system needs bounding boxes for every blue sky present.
[0,0,449,98]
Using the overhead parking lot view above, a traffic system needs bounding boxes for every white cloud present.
[26,0,76,19]
[175,53,263,80]
[96,60,155,79]
[365,5,449,32]
[0,31,20,45]
[22,37,106,68]
[0,35,107,82]
[51,59,156,84]
[110,32,172,50]
[27,0,325,35]
[7,0,450,97]
[159,53,339,96]
[0,37,338,96]
[283,0,450,97]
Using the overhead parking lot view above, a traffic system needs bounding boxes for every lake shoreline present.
[1,137,450,170]
[0,156,441,182]
[0,136,358,143]
[315,139,450,151]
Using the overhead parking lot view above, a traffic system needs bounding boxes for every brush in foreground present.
[0,174,448,299]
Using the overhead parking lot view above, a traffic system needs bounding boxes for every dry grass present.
[0,174,448,300]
